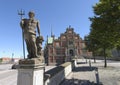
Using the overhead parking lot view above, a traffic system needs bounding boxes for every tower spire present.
[51,25,53,37]
[69,25,71,28]
[47,35,48,44]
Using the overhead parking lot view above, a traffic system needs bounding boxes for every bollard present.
[95,69,99,84]
[89,59,91,67]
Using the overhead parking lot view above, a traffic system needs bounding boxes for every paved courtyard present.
[0,64,55,85]
[0,59,120,85]
[61,59,120,85]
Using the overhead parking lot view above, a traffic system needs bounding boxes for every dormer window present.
[68,31,72,33]
[62,36,66,39]
[75,37,78,39]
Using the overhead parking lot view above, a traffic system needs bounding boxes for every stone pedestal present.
[17,58,45,85]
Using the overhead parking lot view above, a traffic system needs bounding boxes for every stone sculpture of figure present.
[20,11,40,59]
[36,36,44,56]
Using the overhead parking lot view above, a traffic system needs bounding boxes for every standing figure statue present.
[20,11,42,59]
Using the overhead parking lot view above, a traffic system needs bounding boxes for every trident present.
[18,9,25,59]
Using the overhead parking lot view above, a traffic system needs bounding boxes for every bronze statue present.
[20,11,43,59]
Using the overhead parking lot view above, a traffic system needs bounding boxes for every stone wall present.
[44,60,76,85]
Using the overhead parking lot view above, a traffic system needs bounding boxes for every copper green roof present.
[48,37,53,44]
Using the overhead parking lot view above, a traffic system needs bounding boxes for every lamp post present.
[11,53,14,62]
[84,36,91,67]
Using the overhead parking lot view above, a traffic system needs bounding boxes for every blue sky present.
[0,0,99,58]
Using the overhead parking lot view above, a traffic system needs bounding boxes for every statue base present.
[19,57,44,67]
[17,57,45,85]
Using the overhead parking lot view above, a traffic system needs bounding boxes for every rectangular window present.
[62,41,66,47]
[56,48,61,55]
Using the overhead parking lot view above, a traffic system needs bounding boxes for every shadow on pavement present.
[60,65,104,85]
[60,78,103,85]
[73,66,98,72]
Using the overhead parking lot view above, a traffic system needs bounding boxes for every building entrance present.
[69,49,74,56]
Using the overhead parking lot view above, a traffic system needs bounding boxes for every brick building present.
[44,26,91,65]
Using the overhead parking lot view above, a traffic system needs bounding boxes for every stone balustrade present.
[44,59,76,85]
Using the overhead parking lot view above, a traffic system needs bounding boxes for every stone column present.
[17,58,45,85]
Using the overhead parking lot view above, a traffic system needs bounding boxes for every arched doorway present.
[69,49,74,56]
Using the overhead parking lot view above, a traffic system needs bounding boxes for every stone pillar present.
[17,58,45,85]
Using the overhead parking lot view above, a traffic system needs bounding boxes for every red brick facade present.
[44,27,89,65]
